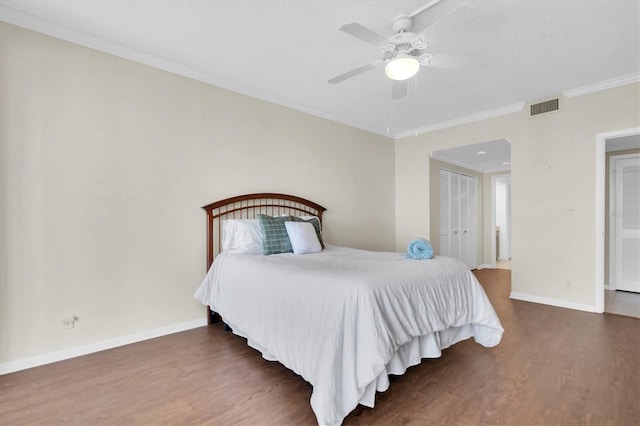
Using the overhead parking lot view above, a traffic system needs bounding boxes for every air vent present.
[530,98,559,116]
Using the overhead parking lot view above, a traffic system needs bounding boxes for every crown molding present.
[0,5,393,140]
[561,72,640,98]
[395,71,640,139]
[395,101,526,139]
[3,5,635,142]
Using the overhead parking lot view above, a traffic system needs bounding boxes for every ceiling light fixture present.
[385,54,420,81]
[476,150,487,155]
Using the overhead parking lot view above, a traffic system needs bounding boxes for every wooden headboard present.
[202,193,326,270]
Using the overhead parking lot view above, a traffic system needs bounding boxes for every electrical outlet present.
[562,208,575,215]
[563,280,573,289]
[62,314,77,329]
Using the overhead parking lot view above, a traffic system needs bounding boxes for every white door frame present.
[595,127,640,313]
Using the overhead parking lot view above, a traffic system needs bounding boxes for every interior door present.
[450,171,461,260]
[615,156,640,292]
[466,175,478,268]
[439,169,451,257]
[459,174,469,264]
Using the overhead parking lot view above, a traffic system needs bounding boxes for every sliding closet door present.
[463,174,478,268]
[450,171,461,260]
[439,169,478,269]
[439,170,451,258]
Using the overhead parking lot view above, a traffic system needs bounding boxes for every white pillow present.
[284,221,322,255]
[221,219,263,254]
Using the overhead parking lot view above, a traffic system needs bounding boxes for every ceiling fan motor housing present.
[387,32,427,57]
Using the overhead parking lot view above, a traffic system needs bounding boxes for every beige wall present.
[2,19,638,369]
[396,83,640,309]
[0,23,395,365]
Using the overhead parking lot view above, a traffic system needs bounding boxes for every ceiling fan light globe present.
[385,56,420,80]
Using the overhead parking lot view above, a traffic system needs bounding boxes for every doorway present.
[610,153,640,293]
[596,128,640,316]
[494,175,511,270]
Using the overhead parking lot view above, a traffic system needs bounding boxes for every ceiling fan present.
[328,3,480,100]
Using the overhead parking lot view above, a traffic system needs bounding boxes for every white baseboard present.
[510,292,597,313]
[0,318,207,375]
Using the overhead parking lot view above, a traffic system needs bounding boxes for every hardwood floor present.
[1,269,638,425]
[605,289,640,318]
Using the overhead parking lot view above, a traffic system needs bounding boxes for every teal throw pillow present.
[257,214,294,255]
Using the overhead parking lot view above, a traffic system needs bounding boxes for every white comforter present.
[194,245,503,425]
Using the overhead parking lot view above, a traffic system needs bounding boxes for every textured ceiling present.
[0,0,638,139]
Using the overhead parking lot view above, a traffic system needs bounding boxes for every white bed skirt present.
[358,324,477,408]
[225,318,480,416]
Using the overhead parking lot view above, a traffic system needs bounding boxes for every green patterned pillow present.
[291,216,324,249]
[257,214,294,255]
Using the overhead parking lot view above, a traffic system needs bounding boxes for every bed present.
[194,193,504,426]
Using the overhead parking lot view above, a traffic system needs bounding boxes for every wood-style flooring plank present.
[1,269,638,425]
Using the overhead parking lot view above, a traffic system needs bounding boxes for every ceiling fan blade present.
[328,62,376,84]
[417,5,478,45]
[339,23,389,47]
[427,54,481,72]
[392,79,408,100]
